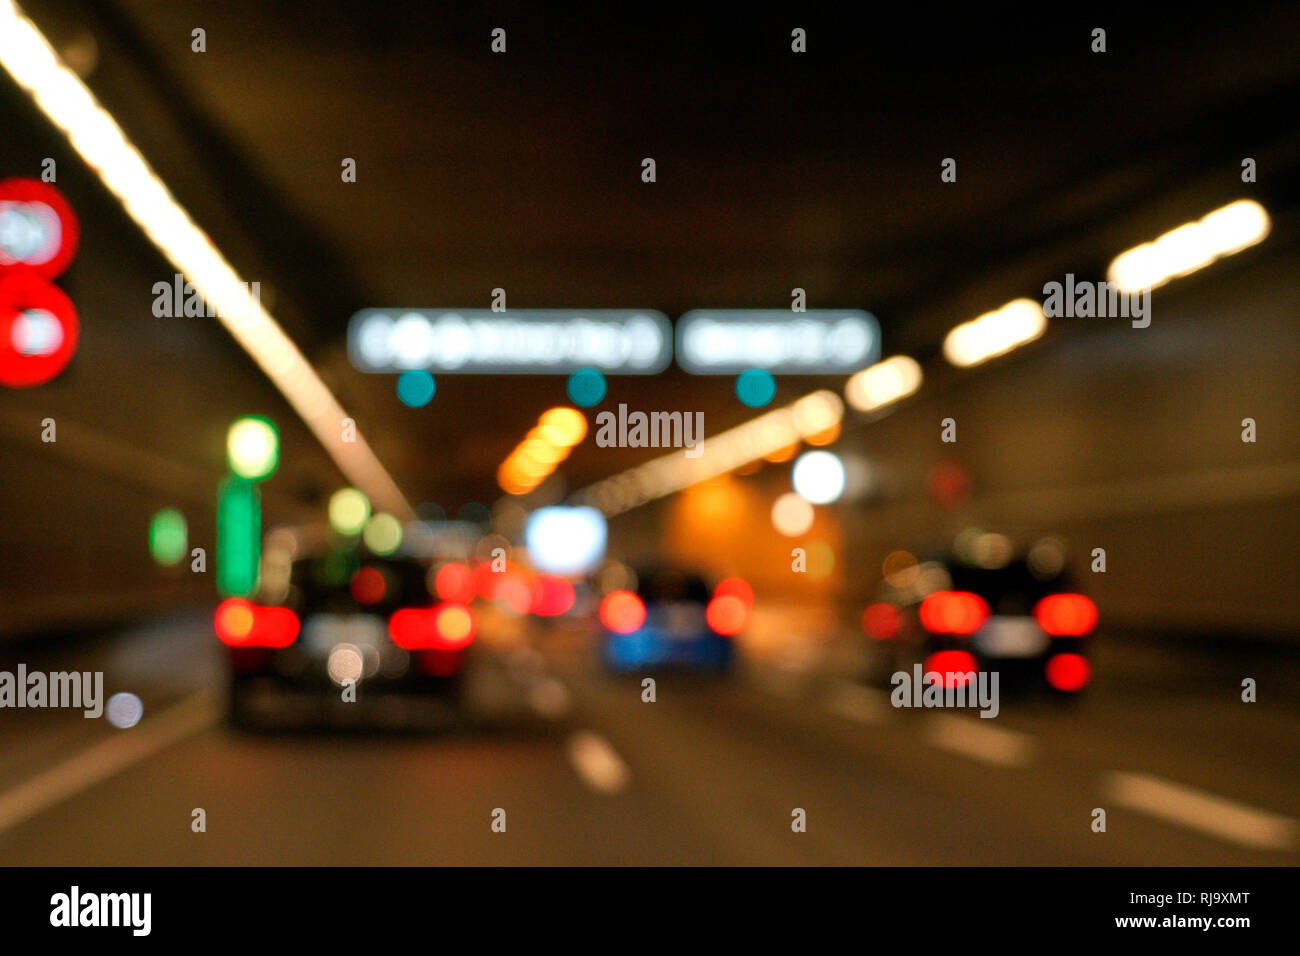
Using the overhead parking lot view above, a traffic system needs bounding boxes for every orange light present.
[705,594,747,636]
[435,603,476,648]
[539,407,587,447]
[1045,652,1091,691]
[215,599,255,642]
[923,650,978,688]
[804,421,841,446]
[600,590,646,634]
[919,591,989,635]
[1034,594,1097,636]
[862,602,901,640]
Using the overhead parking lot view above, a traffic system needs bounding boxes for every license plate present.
[302,614,386,655]
[974,616,1049,658]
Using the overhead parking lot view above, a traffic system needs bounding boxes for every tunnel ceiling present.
[16,0,1300,510]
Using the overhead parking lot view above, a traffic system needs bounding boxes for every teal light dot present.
[397,369,436,407]
[735,369,776,407]
[567,367,607,407]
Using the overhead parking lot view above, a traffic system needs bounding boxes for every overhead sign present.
[0,274,79,387]
[676,310,879,374]
[0,178,79,279]
[348,309,672,374]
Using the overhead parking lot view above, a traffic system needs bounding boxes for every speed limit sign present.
[0,273,79,387]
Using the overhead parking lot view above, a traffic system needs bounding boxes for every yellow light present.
[1107,199,1271,293]
[943,299,1046,368]
[845,355,923,413]
[539,407,587,447]
[804,421,841,446]
[226,416,279,481]
[328,487,370,536]
[362,512,403,555]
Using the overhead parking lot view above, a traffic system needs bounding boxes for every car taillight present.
[389,603,476,650]
[600,590,646,634]
[705,594,747,636]
[1034,593,1097,636]
[714,577,754,608]
[1045,652,1091,691]
[923,650,978,688]
[918,591,989,635]
[862,602,901,640]
[215,598,299,647]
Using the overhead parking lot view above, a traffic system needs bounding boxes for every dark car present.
[597,567,749,673]
[862,537,1095,694]
[216,547,474,728]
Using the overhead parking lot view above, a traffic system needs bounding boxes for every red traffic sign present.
[0,274,79,387]
[0,178,79,279]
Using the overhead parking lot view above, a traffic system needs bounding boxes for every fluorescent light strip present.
[576,390,842,516]
[1107,199,1270,293]
[845,355,923,413]
[942,297,1047,368]
[0,1,412,518]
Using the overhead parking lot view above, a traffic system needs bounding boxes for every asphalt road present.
[0,610,1296,865]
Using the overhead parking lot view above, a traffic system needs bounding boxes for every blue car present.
[598,567,744,673]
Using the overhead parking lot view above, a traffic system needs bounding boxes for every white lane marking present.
[1102,771,1298,851]
[824,681,890,725]
[924,713,1033,767]
[566,731,630,795]
[0,692,219,835]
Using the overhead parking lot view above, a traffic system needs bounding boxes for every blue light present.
[396,369,436,407]
[735,368,776,407]
[567,367,607,407]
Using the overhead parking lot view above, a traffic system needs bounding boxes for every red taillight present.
[434,562,476,604]
[215,598,299,647]
[388,603,475,650]
[705,594,747,636]
[349,566,387,605]
[923,650,978,688]
[1045,652,1091,691]
[1034,593,1097,636]
[534,575,576,617]
[714,577,754,608]
[862,602,901,640]
[919,591,989,635]
[600,590,646,634]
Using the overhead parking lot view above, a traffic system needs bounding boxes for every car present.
[215,546,474,728]
[597,567,749,673]
[861,536,1096,695]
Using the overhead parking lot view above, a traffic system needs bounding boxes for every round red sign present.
[0,274,79,387]
[0,178,80,279]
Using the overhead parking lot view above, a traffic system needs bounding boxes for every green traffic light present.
[227,415,279,481]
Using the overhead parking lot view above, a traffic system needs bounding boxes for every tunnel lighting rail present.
[942,298,1047,369]
[1107,199,1271,293]
[0,1,413,518]
[576,390,842,516]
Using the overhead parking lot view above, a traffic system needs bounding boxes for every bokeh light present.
[328,487,371,536]
[567,367,607,407]
[735,368,776,407]
[226,415,279,481]
[396,368,436,407]
[771,492,814,537]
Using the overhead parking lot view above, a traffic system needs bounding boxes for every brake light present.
[433,562,476,603]
[534,575,576,617]
[388,603,476,650]
[1034,593,1097,636]
[350,566,386,605]
[215,598,299,647]
[714,577,754,608]
[923,650,978,688]
[705,594,747,636]
[600,590,646,634]
[862,602,901,640]
[1045,652,1091,691]
[919,591,989,635]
